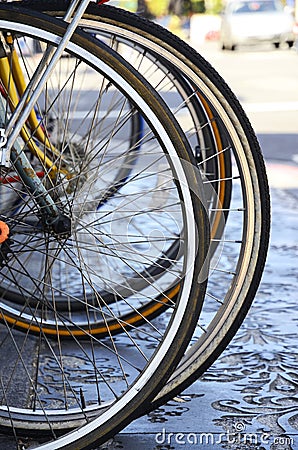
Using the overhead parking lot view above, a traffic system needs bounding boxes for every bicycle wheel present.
[0,10,207,334]
[0,6,228,329]
[0,4,209,448]
[32,0,270,408]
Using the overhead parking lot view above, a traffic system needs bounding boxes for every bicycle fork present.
[0,93,71,236]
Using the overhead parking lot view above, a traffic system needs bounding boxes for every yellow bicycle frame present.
[0,33,71,179]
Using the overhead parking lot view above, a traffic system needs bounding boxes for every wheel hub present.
[47,214,72,238]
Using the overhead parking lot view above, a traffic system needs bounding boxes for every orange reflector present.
[0,221,9,244]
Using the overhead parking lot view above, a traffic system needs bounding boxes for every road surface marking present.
[266,162,298,189]
[243,102,298,113]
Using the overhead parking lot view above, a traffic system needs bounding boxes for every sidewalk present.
[102,162,298,450]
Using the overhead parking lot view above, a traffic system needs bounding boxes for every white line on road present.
[266,162,298,189]
[243,101,298,113]
[68,101,298,120]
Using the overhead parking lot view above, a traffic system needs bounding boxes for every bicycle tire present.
[0,4,209,448]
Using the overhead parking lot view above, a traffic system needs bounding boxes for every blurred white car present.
[220,0,296,50]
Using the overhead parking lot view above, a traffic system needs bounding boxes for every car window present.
[229,0,282,14]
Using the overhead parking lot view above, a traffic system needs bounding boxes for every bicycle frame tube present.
[0,45,66,178]
[10,40,59,156]
[0,94,60,220]
[0,0,97,232]
[0,0,93,227]
[0,34,72,178]
[4,0,93,160]
[0,0,108,163]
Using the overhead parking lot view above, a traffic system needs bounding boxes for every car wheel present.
[287,41,294,48]
[274,42,280,49]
